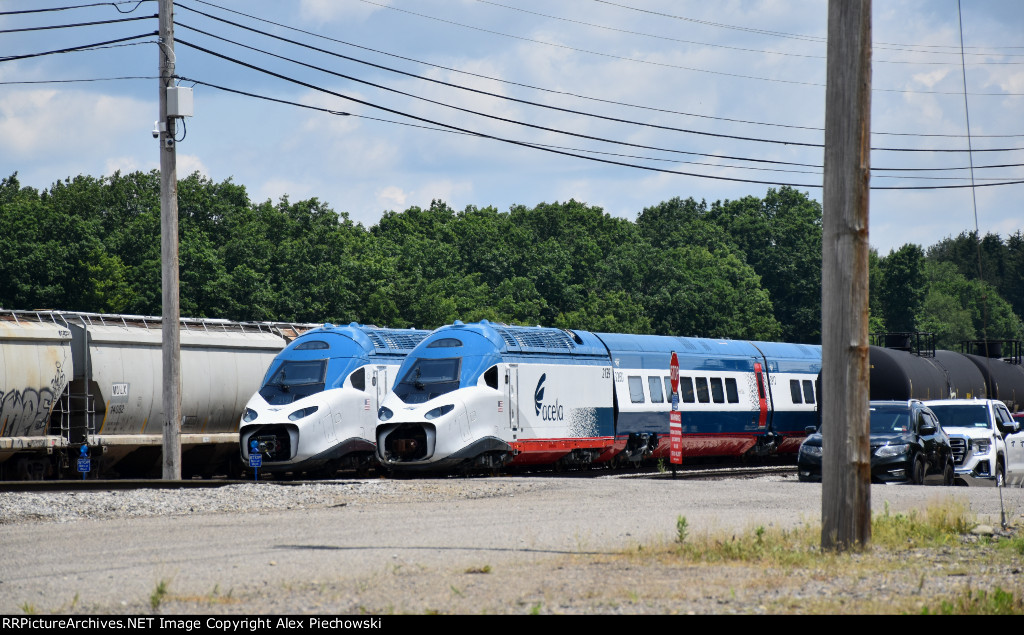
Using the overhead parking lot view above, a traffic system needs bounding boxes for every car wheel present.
[943,461,954,487]
[911,455,926,485]
[996,460,1006,488]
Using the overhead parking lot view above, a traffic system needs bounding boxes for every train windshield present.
[394,358,461,404]
[927,404,991,429]
[259,360,327,405]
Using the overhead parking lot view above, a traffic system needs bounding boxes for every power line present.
[0,32,156,62]
[184,0,1024,140]
[588,0,1024,54]
[0,14,156,34]
[0,1,151,16]
[475,0,1024,65]
[174,18,1024,155]
[176,14,822,150]
[350,0,1024,94]
[172,48,1024,191]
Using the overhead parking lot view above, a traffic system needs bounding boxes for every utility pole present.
[821,0,872,550]
[158,0,181,480]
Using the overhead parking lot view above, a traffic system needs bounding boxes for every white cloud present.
[299,0,392,22]
[175,154,209,179]
[376,185,407,210]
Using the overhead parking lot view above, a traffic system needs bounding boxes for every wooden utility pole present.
[158,0,181,480]
[821,0,872,550]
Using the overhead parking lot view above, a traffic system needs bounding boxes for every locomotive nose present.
[378,422,435,462]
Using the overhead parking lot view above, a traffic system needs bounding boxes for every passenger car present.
[925,399,1024,487]
[798,400,954,485]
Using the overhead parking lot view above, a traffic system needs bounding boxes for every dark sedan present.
[798,400,954,485]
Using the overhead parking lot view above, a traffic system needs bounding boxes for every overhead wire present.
[184,0,1024,140]
[349,0,1024,96]
[172,42,1024,190]
[175,6,1024,154]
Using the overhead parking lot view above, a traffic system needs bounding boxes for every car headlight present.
[242,408,258,423]
[973,440,990,454]
[424,404,455,420]
[378,406,393,421]
[288,406,319,421]
[800,445,822,458]
[875,443,909,458]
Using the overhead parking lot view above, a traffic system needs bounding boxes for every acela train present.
[374,320,822,471]
[238,323,430,475]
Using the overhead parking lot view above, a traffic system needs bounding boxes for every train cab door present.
[753,362,772,430]
[374,367,388,410]
[504,365,519,435]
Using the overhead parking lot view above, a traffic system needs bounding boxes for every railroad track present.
[0,462,796,492]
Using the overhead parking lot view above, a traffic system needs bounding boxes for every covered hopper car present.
[1,310,298,479]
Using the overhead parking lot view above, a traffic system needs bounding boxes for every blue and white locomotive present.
[239,323,429,475]
[375,320,822,471]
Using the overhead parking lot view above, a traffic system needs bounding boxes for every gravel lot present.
[1,473,1022,615]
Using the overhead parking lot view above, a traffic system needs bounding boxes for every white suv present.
[925,399,1024,487]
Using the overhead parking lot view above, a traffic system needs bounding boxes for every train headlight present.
[378,406,393,421]
[875,443,909,458]
[288,406,319,421]
[243,408,258,423]
[424,404,454,420]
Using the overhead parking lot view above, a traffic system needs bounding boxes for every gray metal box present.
[167,86,193,118]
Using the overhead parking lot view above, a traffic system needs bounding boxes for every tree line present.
[1,171,1021,348]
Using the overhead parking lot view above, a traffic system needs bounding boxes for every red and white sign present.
[669,410,682,464]
[669,351,679,395]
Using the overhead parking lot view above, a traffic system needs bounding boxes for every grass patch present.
[922,587,1024,615]
[150,579,169,612]
[872,499,975,549]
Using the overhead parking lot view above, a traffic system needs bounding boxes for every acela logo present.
[534,373,546,416]
[534,373,564,421]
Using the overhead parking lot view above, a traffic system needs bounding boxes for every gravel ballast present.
[1,474,1021,615]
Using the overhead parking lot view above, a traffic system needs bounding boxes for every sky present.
[1,0,1022,256]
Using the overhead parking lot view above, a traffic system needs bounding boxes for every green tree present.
[878,243,926,333]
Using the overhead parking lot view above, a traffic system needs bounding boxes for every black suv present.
[798,400,954,485]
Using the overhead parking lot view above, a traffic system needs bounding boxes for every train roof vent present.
[366,329,429,352]
[493,326,576,352]
[676,339,697,351]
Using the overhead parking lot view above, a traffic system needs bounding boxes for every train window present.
[709,378,725,403]
[680,377,695,403]
[663,377,673,402]
[349,367,366,391]
[427,337,462,348]
[394,358,462,404]
[259,360,327,405]
[725,378,739,403]
[628,376,645,403]
[484,366,498,389]
[695,377,710,403]
[802,380,815,404]
[295,339,328,350]
[648,377,664,403]
[790,380,803,404]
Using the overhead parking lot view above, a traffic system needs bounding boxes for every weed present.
[150,579,169,612]
[675,516,688,544]
[656,459,666,473]
[923,587,1024,615]
[465,565,492,574]
[529,602,542,615]
[450,585,463,597]
[19,602,36,615]
[872,497,974,549]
